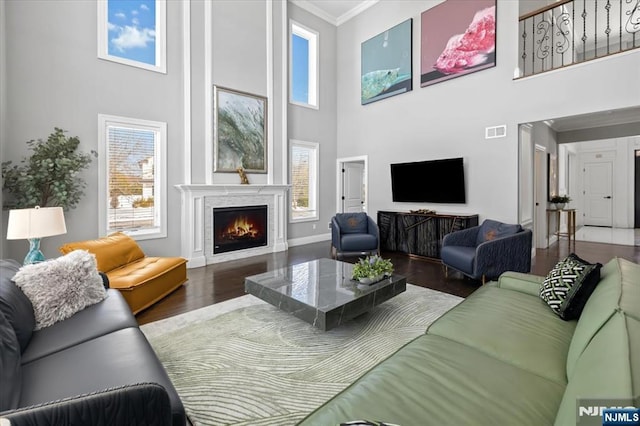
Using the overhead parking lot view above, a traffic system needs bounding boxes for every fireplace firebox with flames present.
[213,205,268,254]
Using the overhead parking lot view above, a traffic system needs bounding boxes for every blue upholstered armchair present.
[331,213,379,259]
[440,219,533,284]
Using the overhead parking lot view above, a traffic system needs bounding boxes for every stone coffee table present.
[244,258,406,331]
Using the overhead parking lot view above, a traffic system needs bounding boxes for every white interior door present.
[342,162,365,213]
[583,161,613,226]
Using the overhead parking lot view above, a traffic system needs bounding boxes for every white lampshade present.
[6,206,67,240]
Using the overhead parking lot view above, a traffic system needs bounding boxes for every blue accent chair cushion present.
[476,219,522,245]
[335,213,369,234]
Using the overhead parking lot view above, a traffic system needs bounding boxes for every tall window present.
[290,20,318,108]
[97,0,167,73]
[290,140,319,222]
[98,114,166,239]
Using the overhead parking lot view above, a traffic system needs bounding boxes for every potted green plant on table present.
[1,128,96,210]
[550,195,571,210]
[352,254,394,285]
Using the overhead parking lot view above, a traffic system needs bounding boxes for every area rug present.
[141,284,462,426]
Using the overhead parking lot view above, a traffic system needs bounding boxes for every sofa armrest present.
[442,226,480,247]
[496,271,545,297]
[0,383,172,426]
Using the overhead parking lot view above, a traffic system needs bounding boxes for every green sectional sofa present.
[300,257,639,426]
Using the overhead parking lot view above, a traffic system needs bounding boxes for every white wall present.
[2,1,288,262]
[335,0,640,225]
[287,4,338,241]
[3,0,185,260]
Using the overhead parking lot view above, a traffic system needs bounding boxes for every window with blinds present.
[98,115,166,239]
[290,140,318,222]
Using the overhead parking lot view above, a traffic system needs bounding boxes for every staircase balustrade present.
[517,0,639,78]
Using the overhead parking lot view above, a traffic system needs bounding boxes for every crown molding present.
[290,0,336,25]
[336,0,378,26]
[290,0,378,26]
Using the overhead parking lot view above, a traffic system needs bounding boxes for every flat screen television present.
[390,157,466,203]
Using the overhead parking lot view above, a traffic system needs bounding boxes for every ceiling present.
[291,0,377,26]
[543,106,640,133]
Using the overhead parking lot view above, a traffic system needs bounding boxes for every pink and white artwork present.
[420,0,496,87]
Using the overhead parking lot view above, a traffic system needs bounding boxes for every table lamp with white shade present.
[6,206,67,265]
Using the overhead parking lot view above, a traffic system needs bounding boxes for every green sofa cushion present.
[554,312,637,426]
[566,258,640,378]
[426,284,576,384]
[299,334,564,426]
[555,257,640,425]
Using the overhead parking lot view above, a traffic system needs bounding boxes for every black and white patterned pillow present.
[539,253,602,320]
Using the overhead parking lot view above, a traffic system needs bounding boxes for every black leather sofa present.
[0,259,185,426]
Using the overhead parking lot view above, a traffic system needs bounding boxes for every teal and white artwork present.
[214,86,267,173]
[361,19,412,105]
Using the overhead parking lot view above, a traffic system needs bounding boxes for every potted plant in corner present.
[352,254,394,285]
[550,195,571,210]
[1,128,96,210]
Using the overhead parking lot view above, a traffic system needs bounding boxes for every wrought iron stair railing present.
[517,0,640,78]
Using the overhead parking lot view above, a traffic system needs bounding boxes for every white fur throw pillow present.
[12,250,107,330]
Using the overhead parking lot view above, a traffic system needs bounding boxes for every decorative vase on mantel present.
[556,203,566,210]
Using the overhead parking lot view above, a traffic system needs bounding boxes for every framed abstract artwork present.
[361,19,412,105]
[213,86,267,173]
[420,0,496,87]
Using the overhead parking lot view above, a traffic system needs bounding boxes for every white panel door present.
[583,161,613,227]
[342,162,365,213]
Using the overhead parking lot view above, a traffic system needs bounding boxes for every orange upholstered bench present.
[60,232,187,314]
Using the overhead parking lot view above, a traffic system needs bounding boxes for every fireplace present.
[213,205,268,254]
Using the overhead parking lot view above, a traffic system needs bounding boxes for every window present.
[290,140,319,222]
[98,114,167,239]
[97,0,166,73]
[290,20,318,108]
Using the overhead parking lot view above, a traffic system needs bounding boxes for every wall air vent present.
[485,125,507,139]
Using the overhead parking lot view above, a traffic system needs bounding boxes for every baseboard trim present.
[288,233,331,247]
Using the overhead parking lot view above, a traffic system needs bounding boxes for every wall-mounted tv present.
[390,157,466,203]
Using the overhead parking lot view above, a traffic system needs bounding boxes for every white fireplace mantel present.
[175,184,290,268]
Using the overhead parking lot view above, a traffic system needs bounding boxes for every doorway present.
[336,156,368,214]
[534,145,548,249]
[582,159,613,227]
[635,150,640,228]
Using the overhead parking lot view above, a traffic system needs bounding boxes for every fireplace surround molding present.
[175,184,290,268]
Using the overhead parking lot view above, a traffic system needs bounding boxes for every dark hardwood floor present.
[136,239,639,325]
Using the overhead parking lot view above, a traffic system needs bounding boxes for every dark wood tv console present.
[378,211,479,260]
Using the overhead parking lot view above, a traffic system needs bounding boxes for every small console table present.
[546,208,576,247]
[378,211,479,260]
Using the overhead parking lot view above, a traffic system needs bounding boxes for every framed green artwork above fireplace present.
[213,86,268,174]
